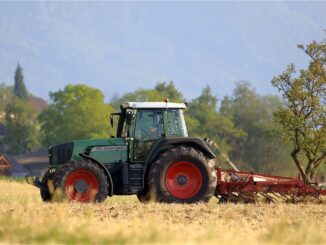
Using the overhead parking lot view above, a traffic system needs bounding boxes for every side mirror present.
[110,115,114,128]
[126,111,134,125]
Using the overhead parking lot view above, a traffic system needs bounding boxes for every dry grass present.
[0,179,326,244]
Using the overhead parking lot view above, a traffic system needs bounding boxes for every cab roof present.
[122,102,187,109]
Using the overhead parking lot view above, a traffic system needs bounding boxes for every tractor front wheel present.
[137,189,150,203]
[40,171,54,202]
[53,160,108,203]
[148,146,216,203]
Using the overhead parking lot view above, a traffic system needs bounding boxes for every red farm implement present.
[214,168,326,203]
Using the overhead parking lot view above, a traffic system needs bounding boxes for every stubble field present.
[0,179,326,244]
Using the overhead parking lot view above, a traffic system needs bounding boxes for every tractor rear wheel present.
[53,160,108,203]
[148,146,216,203]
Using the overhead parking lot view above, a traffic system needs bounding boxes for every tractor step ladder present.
[128,163,144,193]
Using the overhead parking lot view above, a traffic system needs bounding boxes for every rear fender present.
[146,137,216,164]
[79,153,114,196]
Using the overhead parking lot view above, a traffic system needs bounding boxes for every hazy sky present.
[0,1,325,102]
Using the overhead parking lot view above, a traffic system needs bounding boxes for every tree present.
[14,64,28,100]
[187,86,218,125]
[187,86,246,165]
[3,98,40,154]
[154,81,183,102]
[38,84,114,146]
[272,38,326,182]
[111,89,162,109]
[1,66,41,154]
[220,82,293,174]
[111,81,183,109]
[0,83,13,121]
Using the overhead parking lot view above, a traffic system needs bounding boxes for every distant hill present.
[0,83,47,123]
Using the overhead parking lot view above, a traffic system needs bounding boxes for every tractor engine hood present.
[49,138,126,165]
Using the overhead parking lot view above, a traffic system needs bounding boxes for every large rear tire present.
[53,160,108,203]
[148,146,216,203]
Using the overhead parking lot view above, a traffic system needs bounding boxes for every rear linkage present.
[214,167,326,204]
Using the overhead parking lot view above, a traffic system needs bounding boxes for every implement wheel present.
[53,160,108,203]
[148,146,216,203]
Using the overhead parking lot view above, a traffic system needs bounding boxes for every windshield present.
[166,109,188,137]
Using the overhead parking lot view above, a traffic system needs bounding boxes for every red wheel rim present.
[65,169,99,202]
[165,161,203,199]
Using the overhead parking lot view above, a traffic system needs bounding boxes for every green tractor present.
[29,101,217,203]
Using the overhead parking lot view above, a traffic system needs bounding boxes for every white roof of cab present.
[123,102,187,109]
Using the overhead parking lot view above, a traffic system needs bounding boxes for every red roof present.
[0,155,11,168]
[30,96,48,112]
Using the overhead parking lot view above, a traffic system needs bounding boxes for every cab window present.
[166,109,188,137]
[134,109,164,141]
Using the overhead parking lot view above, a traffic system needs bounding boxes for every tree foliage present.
[1,65,40,154]
[14,64,28,100]
[154,81,183,102]
[3,98,40,154]
[0,84,13,122]
[38,84,114,146]
[111,81,183,109]
[272,38,326,182]
[220,82,293,174]
[186,86,246,161]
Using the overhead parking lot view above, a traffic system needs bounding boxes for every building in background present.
[13,150,48,176]
[0,150,48,177]
[0,155,30,177]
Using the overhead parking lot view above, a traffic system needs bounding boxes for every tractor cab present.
[110,102,188,161]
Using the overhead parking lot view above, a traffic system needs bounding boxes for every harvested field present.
[1,179,326,244]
